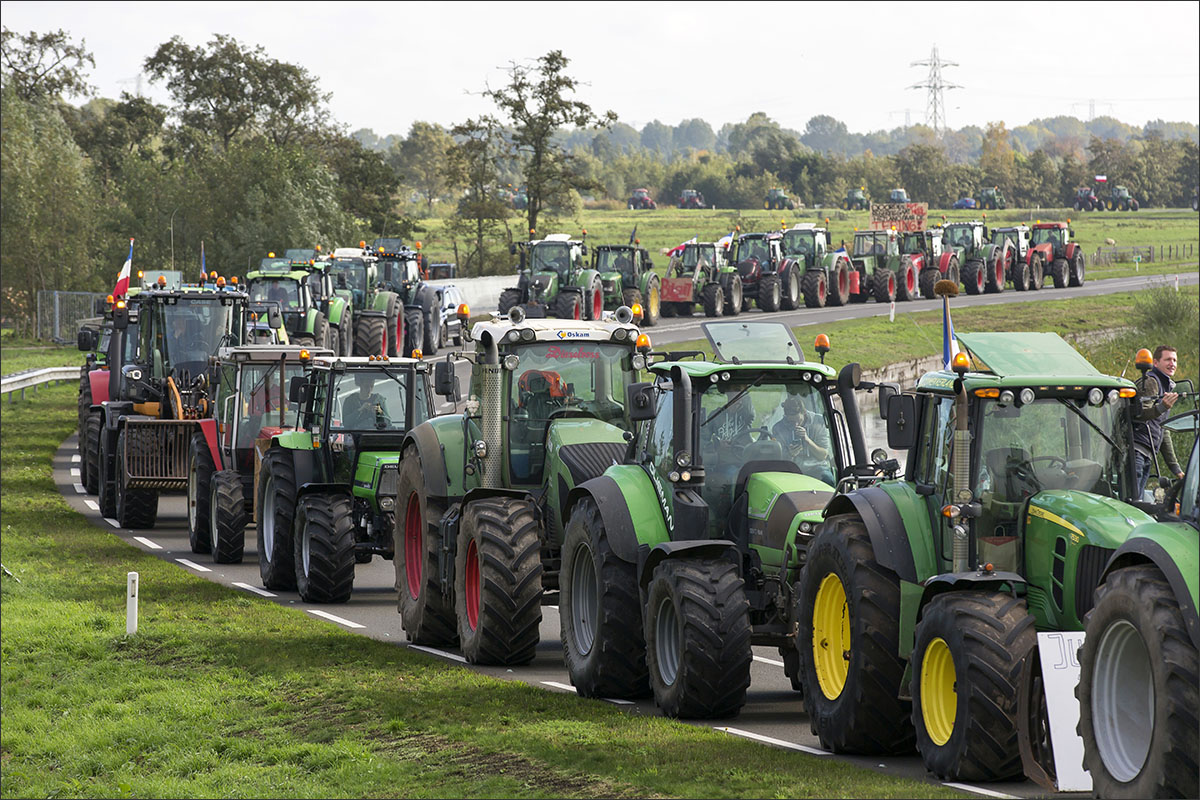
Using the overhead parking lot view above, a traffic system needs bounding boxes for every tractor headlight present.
[812,374,823,384]
[505,330,520,342]
[720,371,731,382]
[612,328,629,342]
[798,521,814,534]
[1087,388,1104,406]
[679,470,692,482]
[473,439,488,459]
[998,390,1014,407]
[503,354,520,371]
[802,372,812,381]
[128,368,143,381]
[379,497,395,511]
[676,451,692,467]
[668,470,681,483]
[631,354,646,371]
[519,328,534,341]
[1019,388,1035,406]
[1107,389,1120,405]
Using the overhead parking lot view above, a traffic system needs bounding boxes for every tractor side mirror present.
[509,243,518,256]
[288,376,308,405]
[434,360,459,401]
[580,244,588,256]
[268,307,282,329]
[626,382,656,422]
[77,329,95,352]
[886,394,917,449]
[877,382,899,420]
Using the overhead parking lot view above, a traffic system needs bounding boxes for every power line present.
[908,45,961,138]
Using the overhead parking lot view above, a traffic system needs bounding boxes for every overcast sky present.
[4,1,1198,139]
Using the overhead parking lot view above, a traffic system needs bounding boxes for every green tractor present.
[1075,409,1198,799]
[556,320,881,717]
[940,220,1010,295]
[1104,184,1140,211]
[842,187,870,211]
[591,242,662,326]
[847,228,920,303]
[797,326,1176,782]
[327,244,409,359]
[499,233,604,321]
[975,186,1007,210]
[372,239,443,356]
[764,188,796,210]
[394,306,649,665]
[246,253,353,355]
[781,222,854,308]
[659,240,742,318]
[254,353,434,602]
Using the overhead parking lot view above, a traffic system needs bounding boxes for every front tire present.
[553,292,582,321]
[702,283,724,317]
[911,591,1035,781]
[644,558,751,719]
[396,451,457,646]
[84,411,102,494]
[188,432,214,552]
[257,447,297,590]
[1050,258,1070,289]
[498,288,522,316]
[1078,566,1199,800]
[294,492,356,603]
[722,275,743,316]
[1068,252,1085,287]
[210,469,247,563]
[642,281,661,326]
[758,272,782,312]
[918,268,940,300]
[404,307,423,355]
[872,270,896,303]
[355,315,386,358]
[116,428,158,529]
[802,269,827,308]
[780,264,802,310]
[962,260,986,295]
[895,257,917,301]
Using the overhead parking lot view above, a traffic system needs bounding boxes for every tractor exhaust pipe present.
[476,330,502,488]
[837,363,868,466]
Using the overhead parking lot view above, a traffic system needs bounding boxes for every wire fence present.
[36,291,107,344]
[1090,243,1196,267]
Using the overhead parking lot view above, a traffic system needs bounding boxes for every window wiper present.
[702,374,766,427]
[1056,398,1119,451]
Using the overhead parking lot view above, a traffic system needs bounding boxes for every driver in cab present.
[772,394,830,461]
[342,373,391,429]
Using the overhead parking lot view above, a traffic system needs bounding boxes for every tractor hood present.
[744,471,835,562]
[1027,491,1155,549]
[351,450,401,509]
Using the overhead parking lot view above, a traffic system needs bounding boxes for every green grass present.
[0,384,965,799]
[1,338,81,375]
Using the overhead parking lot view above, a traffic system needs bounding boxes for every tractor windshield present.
[944,226,975,249]
[506,341,631,483]
[993,231,1021,252]
[596,249,636,280]
[158,297,238,377]
[853,232,887,257]
[530,243,573,279]
[901,233,924,253]
[284,248,318,262]
[231,360,307,453]
[1031,228,1064,247]
[249,277,303,309]
[737,237,769,262]
[681,245,715,270]
[330,368,426,432]
[330,259,368,293]
[698,379,837,526]
[782,230,816,259]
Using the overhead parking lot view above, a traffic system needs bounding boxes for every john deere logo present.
[557,330,591,339]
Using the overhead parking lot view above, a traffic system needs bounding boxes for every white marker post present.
[889,300,895,322]
[1134,254,1140,273]
[1175,274,1180,292]
[126,572,139,635]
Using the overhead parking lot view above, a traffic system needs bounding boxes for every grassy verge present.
[0,384,964,799]
[1,337,81,375]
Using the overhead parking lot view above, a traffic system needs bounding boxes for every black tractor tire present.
[1074,200,1084,212]
[1069,251,1085,287]
[1050,258,1070,289]
[355,315,386,358]
[1011,257,1030,291]
[758,272,782,312]
[396,450,457,646]
[560,497,650,699]
[918,268,940,300]
[83,411,102,494]
[291,334,315,349]
[642,281,661,326]
[911,591,1036,781]
[209,469,247,564]
[1078,565,1198,800]
[702,283,724,318]
[780,264,802,310]
[828,260,850,306]
[872,269,897,304]
[644,558,752,719]
[723,275,743,316]
[257,447,297,591]
[622,287,642,314]
[77,375,92,452]
[294,492,356,603]
[1130,199,1139,211]
[188,432,214,553]
[985,251,1006,294]
[327,325,341,359]
[802,269,827,308]
[962,260,986,295]
[496,289,520,316]
[403,307,423,355]
[98,429,117,519]
[799,515,914,754]
[115,428,158,529]
[339,316,354,357]
[383,293,401,357]
[947,257,960,288]
[553,291,582,321]
[312,312,329,352]
[455,496,543,665]
[1028,253,1045,290]
[660,301,676,318]
[422,305,439,356]
[895,257,918,301]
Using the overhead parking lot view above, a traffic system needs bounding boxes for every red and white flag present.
[112,238,134,298]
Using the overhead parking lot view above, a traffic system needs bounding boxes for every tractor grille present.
[557,441,626,485]
[378,463,399,497]
[124,420,195,490]
[1074,545,1115,619]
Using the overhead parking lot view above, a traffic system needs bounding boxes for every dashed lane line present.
[306,609,365,629]
[233,582,276,597]
[716,726,829,756]
[84,499,99,511]
[132,536,161,550]
[176,559,211,572]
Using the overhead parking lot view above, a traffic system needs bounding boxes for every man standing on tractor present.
[342,372,392,430]
[772,392,831,462]
[1133,345,1184,495]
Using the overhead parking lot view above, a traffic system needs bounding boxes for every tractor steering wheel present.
[748,427,776,442]
[1013,455,1067,486]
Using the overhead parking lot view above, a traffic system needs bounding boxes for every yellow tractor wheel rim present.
[921,637,957,746]
[812,573,850,700]
[648,286,660,318]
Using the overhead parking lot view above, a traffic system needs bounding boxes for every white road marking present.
[132,536,161,550]
[603,697,635,705]
[715,727,829,756]
[84,499,99,511]
[306,609,365,629]
[70,468,80,477]
[942,783,1018,799]
[71,455,81,463]
[233,582,275,597]
[753,655,786,668]
[176,559,211,572]
[105,517,120,527]
[541,680,575,692]
[74,484,86,494]
[409,644,467,663]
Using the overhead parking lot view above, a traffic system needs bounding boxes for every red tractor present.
[677,188,706,209]
[1029,220,1086,288]
[732,231,805,311]
[627,188,657,210]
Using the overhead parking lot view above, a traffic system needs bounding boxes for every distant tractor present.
[627,188,657,210]
[591,243,661,325]
[843,187,870,211]
[733,231,805,311]
[1104,185,1140,211]
[898,228,960,299]
[941,220,1009,295]
[781,223,854,308]
[660,241,742,318]
[764,188,796,210]
[888,188,910,203]
[500,233,603,321]
[846,229,918,304]
[1029,221,1086,288]
[975,186,1006,210]
[678,188,706,209]
[1073,187,1102,211]
[991,224,1045,292]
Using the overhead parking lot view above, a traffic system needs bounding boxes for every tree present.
[1,27,94,102]
[895,143,957,206]
[801,115,849,154]
[640,120,673,155]
[62,92,166,195]
[673,118,715,153]
[391,121,454,211]
[978,121,1015,196]
[144,34,328,149]
[483,50,616,234]
[445,117,511,275]
[321,133,403,237]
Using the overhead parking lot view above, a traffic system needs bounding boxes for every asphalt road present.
[56,436,1079,800]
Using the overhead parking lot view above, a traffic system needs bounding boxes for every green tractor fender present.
[371,290,397,314]
[303,308,319,334]
[326,295,350,327]
[639,540,741,590]
[639,271,660,297]
[1100,526,1200,650]
[573,267,601,291]
[565,465,670,564]
[402,415,476,500]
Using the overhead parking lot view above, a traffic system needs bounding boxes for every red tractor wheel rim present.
[819,274,827,303]
[976,267,984,291]
[837,268,848,297]
[465,538,480,630]
[593,289,602,319]
[906,267,916,293]
[395,315,403,353]
[573,299,581,320]
[995,259,1004,287]
[404,492,422,599]
[888,273,896,296]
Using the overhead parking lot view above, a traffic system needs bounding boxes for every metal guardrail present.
[1,366,79,402]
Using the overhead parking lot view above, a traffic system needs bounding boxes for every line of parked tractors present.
[74,259,1196,797]
[494,216,1091,326]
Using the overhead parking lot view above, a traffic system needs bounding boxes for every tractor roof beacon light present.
[1135,348,1153,374]
[814,333,831,364]
[157,275,167,287]
[636,333,651,354]
[631,303,644,322]
[951,352,970,375]
[411,349,423,360]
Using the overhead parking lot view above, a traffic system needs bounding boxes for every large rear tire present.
[642,281,661,326]
[872,270,897,304]
[702,283,724,318]
[257,447,297,590]
[83,411,102,495]
[1011,256,1030,291]
[403,307,423,355]
[355,315,386,358]
[802,269,827,308]
[1078,566,1199,800]
[1050,258,1070,289]
[758,272,782,312]
[312,312,329,352]
[911,591,1035,781]
[895,257,918,301]
[115,428,158,529]
[98,428,116,518]
[644,558,752,719]
[188,432,214,552]
[383,293,401,358]
[828,259,850,306]
[209,469,247,564]
[396,450,457,646]
[553,292,582,321]
[422,305,440,356]
[962,260,986,295]
[622,287,642,314]
[799,515,914,754]
[1069,251,1085,287]
[985,250,1006,294]
[722,275,743,316]
[918,268,939,300]
[561,497,650,699]
[780,264,802,310]
[295,492,356,603]
[455,496,543,665]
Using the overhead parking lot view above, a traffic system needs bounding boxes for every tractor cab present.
[329,248,377,307]
[852,229,899,258]
[889,188,910,203]
[782,224,830,268]
[991,226,1031,260]
[246,258,327,341]
[901,229,943,259]
[678,188,706,208]
[593,245,644,286]
[676,242,727,276]
[942,221,987,254]
[1030,222,1069,255]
